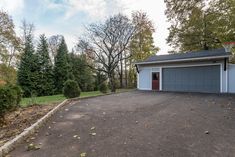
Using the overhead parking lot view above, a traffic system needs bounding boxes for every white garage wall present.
[137,60,229,93]
[228,64,235,93]
[138,67,151,90]
[220,61,228,93]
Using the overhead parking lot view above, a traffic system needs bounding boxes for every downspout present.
[135,64,139,73]
[135,64,140,89]
[224,58,228,93]
[224,58,227,71]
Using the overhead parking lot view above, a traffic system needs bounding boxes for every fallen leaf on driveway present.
[45,132,49,136]
[30,137,35,140]
[34,145,41,150]
[27,143,41,151]
[80,152,87,157]
[90,132,96,136]
[73,135,80,139]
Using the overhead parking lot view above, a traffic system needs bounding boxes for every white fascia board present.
[135,55,230,65]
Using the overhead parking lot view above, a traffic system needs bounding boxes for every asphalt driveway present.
[9,91,235,157]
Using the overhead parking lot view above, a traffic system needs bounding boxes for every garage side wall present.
[221,62,227,93]
[228,64,235,93]
[138,67,151,90]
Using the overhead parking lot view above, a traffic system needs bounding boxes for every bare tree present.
[78,14,136,92]
[48,35,63,64]
[20,20,34,45]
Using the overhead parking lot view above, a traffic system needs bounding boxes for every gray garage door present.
[162,65,220,93]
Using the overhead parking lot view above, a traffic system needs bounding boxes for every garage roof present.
[136,48,231,65]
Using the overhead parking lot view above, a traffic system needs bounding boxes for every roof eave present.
[135,55,231,65]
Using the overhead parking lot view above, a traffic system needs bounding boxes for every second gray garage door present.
[162,65,220,93]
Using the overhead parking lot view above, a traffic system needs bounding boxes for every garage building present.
[136,48,235,93]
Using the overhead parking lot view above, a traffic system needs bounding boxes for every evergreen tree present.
[17,34,40,97]
[53,37,70,94]
[69,53,95,91]
[36,34,54,96]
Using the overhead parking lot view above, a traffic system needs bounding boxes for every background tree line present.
[165,0,235,62]
[0,10,157,97]
[3,0,235,97]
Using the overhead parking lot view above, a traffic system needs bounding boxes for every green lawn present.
[20,89,134,107]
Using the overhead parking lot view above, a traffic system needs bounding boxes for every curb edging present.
[0,99,68,157]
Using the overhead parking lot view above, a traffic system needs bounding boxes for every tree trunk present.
[120,54,123,88]
[129,59,133,87]
[108,72,116,92]
[124,53,128,88]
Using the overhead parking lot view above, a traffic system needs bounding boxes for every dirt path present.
[9,91,235,157]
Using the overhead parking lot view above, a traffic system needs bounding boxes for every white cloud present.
[42,0,122,21]
[0,0,24,14]
[44,0,65,10]
[58,0,171,54]
[63,0,107,20]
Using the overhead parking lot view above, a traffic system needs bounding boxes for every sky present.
[0,0,171,55]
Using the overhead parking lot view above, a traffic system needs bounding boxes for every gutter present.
[135,55,231,65]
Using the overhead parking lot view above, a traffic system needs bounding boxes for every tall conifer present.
[36,34,54,96]
[53,37,70,94]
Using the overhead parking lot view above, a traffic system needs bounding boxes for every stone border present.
[0,99,68,157]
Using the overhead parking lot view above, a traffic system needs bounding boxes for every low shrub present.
[9,84,22,106]
[0,84,22,121]
[63,80,81,98]
[99,82,108,93]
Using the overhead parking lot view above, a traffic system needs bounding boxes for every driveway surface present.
[9,91,235,157]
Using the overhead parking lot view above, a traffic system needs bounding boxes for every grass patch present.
[20,94,66,107]
[20,88,134,107]
[80,91,103,98]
